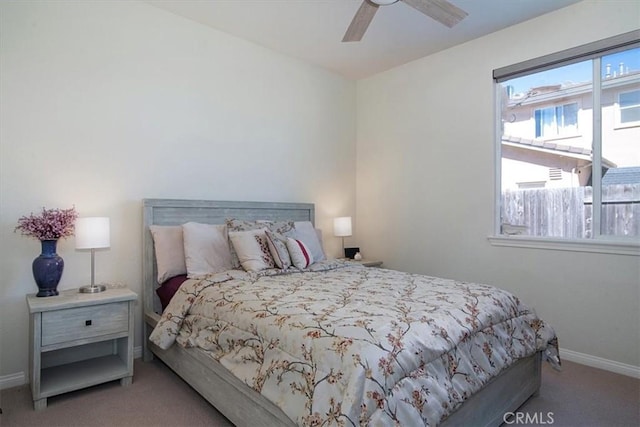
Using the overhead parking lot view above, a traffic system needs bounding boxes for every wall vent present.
[549,168,563,180]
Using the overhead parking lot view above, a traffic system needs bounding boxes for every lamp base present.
[79,284,106,293]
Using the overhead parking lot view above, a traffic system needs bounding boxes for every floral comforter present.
[150,260,558,426]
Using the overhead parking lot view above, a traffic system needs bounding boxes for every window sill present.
[488,235,640,256]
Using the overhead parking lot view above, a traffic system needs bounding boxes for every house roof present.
[501,135,617,169]
[503,134,591,156]
[602,166,640,185]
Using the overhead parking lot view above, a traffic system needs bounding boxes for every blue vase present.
[32,240,64,297]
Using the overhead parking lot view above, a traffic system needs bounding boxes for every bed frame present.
[142,198,542,427]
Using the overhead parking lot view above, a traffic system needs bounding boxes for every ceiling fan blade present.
[402,0,468,28]
[342,1,379,42]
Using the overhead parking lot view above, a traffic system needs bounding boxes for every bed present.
[142,198,558,426]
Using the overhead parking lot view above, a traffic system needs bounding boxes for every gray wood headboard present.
[142,199,315,315]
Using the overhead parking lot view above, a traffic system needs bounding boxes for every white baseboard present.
[0,346,145,390]
[0,371,25,390]
[561,348,640,379]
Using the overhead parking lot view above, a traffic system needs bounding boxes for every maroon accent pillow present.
[156,274,188,311]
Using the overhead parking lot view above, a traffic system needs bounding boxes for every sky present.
[505,47,640,94]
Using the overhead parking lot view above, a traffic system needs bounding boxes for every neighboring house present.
[502,68,640,190]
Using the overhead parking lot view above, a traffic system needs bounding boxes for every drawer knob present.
[85,320,92,326]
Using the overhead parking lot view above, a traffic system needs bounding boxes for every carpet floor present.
[0,358,638,426]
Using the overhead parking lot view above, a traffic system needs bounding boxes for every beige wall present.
[0,1,356,380]
[356,0,640,370]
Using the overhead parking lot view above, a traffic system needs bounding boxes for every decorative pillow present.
[226,218,267,233]
[225,219,265,268]
[225,219,295,267]
[292,221,326,262]
[286,237,314,269]
[226,218,295,234]
[156,274,188,311]
[263,220,296,235]
[315,228,324,253]
[149,225,187,284]
[265,230,292,269]
[182,222,233,278]
[229,229,275,272]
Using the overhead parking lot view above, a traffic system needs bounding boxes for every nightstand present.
[26,287,137,410]
[354,259,383,267]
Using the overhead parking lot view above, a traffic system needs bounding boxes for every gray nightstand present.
[26,287,137,410]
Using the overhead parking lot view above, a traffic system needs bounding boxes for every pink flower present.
[15,207,78,241]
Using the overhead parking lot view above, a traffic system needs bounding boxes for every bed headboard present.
[142,199,315,315]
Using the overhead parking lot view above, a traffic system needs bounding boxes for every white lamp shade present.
[333,217,352,237]
[75,217,110,249]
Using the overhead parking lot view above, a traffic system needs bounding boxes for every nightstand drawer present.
[41,302,129,347]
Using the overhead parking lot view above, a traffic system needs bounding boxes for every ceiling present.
[146,0,583,80]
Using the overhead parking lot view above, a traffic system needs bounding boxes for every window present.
[494,32,640,243]
[619,89,640,124]
[534,103,578,138]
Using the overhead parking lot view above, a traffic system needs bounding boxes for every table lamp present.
[75,217,110,293]
[333,216,352,257]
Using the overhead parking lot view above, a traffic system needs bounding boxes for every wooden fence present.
[501,184,640,238]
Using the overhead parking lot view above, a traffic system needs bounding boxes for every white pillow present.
[149,225,187,283]
[182,222,233,278]
[229,229,275,272]
[286,237,314,269]
[293,221,326,262]
[265,230,292,269]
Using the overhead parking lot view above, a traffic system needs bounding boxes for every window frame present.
[491,30,640,256]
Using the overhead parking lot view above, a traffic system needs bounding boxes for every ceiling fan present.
[343,0,468,42]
